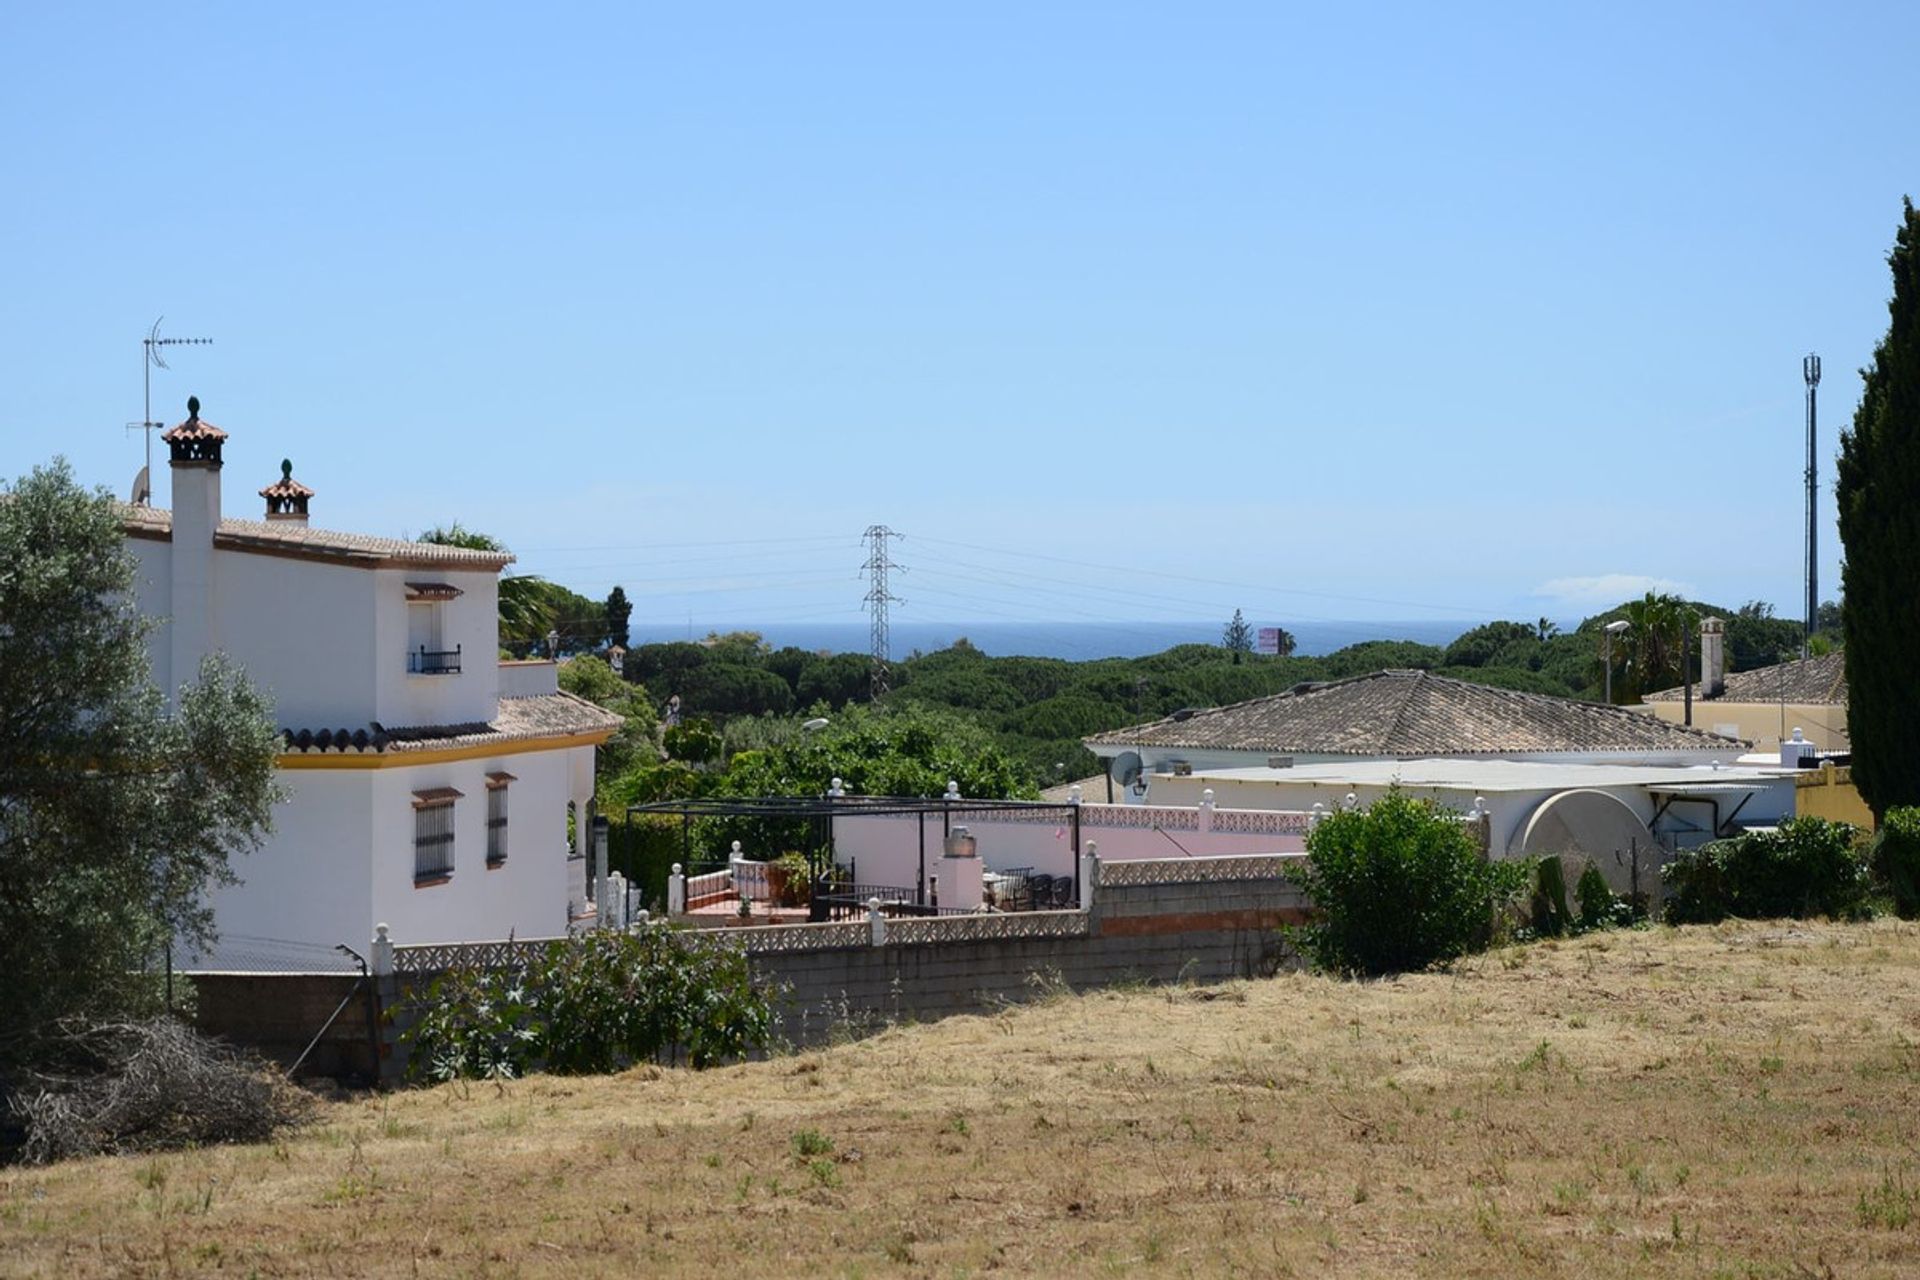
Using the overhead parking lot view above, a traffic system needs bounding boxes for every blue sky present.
[5,2,1915,635]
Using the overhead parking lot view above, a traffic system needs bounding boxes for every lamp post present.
[1603,619,1631,703]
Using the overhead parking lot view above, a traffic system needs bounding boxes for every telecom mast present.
[1803,353,1820,657]
[861,525,903,699]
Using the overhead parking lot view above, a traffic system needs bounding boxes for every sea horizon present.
[625,618,1507,662]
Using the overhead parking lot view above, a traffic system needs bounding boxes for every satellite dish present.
[1111,751,1143,788]
[130,466,150,506]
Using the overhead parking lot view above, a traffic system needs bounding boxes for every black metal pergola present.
[626,794,1086,907]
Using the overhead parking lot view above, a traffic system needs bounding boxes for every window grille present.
[486,775,511,865]
[412,789,461,881]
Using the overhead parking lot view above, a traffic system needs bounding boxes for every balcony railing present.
[407,644,462,675]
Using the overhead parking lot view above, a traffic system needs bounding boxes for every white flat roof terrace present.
[1178,757,1792,794]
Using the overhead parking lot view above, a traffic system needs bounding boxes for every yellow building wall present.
[1643,700,1849,754]
[1795,763,1875,832]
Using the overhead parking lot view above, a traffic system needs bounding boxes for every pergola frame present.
[626,794,1085,906]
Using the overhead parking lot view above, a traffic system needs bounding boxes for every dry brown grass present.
[6,920,1920,1277]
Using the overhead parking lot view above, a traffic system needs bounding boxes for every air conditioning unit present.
[1267,756,1294,769]
[1171,761,1192,776]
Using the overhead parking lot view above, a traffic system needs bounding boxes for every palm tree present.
[1612,592,1692,701]
[418,523,552,650]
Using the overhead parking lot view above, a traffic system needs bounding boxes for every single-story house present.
[1085,668,1747,803]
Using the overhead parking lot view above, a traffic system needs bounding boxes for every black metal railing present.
[808,881,916,922]
[408,644,462,675]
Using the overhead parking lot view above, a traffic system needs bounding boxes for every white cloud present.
[1532,573,1695,608]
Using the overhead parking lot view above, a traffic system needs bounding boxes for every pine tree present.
[604,585,632,649]
[1222,608,1254,664]
[1837,198,1920,817]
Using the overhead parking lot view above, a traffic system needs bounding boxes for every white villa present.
[1085,668,1748,801]
[124,397,621,967]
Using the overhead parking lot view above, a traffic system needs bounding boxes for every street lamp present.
[1603,619,1631,703]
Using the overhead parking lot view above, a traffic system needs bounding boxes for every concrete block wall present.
[192,865,1313,1081]
[755,874,1309,1044]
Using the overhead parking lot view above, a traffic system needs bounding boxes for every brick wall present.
[190,973,381,1083]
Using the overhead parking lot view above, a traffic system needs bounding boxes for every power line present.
[911,533,1507,618]
[862,525,903,698]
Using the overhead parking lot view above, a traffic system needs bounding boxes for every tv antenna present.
[126,316,213,503]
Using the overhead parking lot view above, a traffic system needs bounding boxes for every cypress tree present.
[1836,197,1920,816]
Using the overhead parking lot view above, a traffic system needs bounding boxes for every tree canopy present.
[1222,609,1254,663]
[1838,197,1920,816]
[0,462,281,1079]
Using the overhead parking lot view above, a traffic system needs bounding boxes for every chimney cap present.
[160,394,228,445]
[259,458,315,501]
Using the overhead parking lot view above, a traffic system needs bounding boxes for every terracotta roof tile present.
[382,693,624,752]
[121,504,514,570]
[258,468,315,500]
[1644,651,1847,705]
[280,693,623,755]
[1085,669,1746,756]
[160,414,228,445]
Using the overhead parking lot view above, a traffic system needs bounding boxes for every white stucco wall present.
[189,769,376,968]
[369,747,579,947]
[1094,745,1746,805]
[128,540,500,730]
[212,551,380,726]
[126,538,174,695]
[1145,771,1797,858]
[372,567,500,728]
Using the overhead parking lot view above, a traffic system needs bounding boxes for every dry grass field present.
[5,919,1920,1278]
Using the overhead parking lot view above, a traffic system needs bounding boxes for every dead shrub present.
[8,1018,311,1164]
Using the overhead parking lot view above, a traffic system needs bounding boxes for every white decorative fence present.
[1097,853,1304,887]
[375,851,1303,978]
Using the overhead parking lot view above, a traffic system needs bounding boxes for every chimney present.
[1699,616,1725,698]
[259,458,314,526]
[159,395,228,697]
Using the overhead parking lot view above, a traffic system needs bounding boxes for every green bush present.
[662,718,723,764]
[1872,808,1920,920]
[1574,860,1630,930]
[403,920,773,1082]
[1289,790,1526,976]
[1531,856,1574,936]
[603,816,687,908]
[1663,817,1869,924]
[771,851,813,907]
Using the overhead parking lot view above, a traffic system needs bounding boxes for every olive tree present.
[0,462,281,1080]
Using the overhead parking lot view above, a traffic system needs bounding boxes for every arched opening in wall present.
[564,799,587,920]
[1509,788,1659,899]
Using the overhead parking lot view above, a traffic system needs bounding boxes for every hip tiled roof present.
[1644,651,1846,706]
[122,505,514,570]
[1085,669,1745,756]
